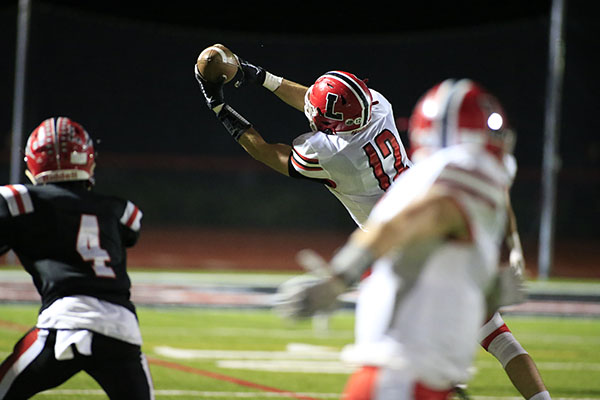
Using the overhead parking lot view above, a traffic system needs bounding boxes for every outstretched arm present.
[195,64,293,177]
[234,56,308,112]
[272,79,308,112]
[331,187,470,284]
[238,128,292,176]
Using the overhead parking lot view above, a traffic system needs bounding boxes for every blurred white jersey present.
[344,144,513,391]
[290,90,411,230]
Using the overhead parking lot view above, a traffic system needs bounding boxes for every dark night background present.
[0,1,598,250]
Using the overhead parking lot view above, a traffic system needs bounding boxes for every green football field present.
[1,303,599,400]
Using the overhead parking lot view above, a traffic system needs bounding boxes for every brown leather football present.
[196,44,239,84]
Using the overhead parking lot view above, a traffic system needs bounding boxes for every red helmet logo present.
[25,117,96,184]
[304,71,373,134]
[408,79,515,161]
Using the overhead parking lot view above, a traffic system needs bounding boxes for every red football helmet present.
[304,71,373,135]
[25,117,96,185]
[408,79,515,162]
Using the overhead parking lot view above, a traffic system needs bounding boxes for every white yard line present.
[154,345,600,374]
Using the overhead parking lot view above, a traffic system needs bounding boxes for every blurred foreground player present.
[275,79,548,400]
[0,117,153,399]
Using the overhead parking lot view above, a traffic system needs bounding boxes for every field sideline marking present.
[148,357,321,400]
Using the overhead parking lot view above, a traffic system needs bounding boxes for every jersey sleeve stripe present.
[0,184,34,216]
[290,156,323,171]
[291,148,319,164]
[438,167,505,205]
[120,201,142,232]
[446,164,504,189]
[436,178,499,210]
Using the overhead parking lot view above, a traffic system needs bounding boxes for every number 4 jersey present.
[289,90,412,230]
[0,183,142,314]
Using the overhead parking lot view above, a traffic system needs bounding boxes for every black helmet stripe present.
[325,71,370,127]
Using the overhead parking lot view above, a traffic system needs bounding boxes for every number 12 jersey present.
[289,90,412,230]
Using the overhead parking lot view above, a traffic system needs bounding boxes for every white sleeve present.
[120,201,143,232]
[433,163,508,242]
[436,164,506,213]
[0,184,34,217]
[290,133,332,180]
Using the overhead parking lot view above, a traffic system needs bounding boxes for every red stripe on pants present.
[0,328,39,382]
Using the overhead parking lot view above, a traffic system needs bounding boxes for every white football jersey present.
[369,143,513,266]
[290,90,412,230]
[345,144,514,388]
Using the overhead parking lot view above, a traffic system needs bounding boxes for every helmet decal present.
[324,93,344,121]
[323,71,371,128]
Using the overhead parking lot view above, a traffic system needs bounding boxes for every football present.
[196,43,240,84]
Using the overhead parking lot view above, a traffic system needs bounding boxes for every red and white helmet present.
[25,117,96,185]
[409,79,515,162]
[304,71,373,135]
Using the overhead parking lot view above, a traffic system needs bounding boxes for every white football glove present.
[486,264,527,314]
[274,249,347,319]
[509,246,525,277]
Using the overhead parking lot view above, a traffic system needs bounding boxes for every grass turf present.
[1,304,599,399]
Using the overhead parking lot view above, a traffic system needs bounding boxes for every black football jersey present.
[0,183,142,314]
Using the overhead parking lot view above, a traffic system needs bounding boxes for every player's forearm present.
[353,192,470,258]
[238,128,291,176]
[328,193,468,286]
[273,79,308,112]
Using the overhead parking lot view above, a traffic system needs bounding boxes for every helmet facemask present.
[303,85,320,133]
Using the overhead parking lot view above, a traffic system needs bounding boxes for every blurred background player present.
[0,117,153,400]
[195,52,549,400]
[273,79,550,400]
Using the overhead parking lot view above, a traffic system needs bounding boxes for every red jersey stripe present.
[6,185,26,215]
[446,164,504,189]
[436,178,498,210]
[292,148,319,164]
[125,205,139,228]
[0,328,39,382]
[291,156,323,172]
